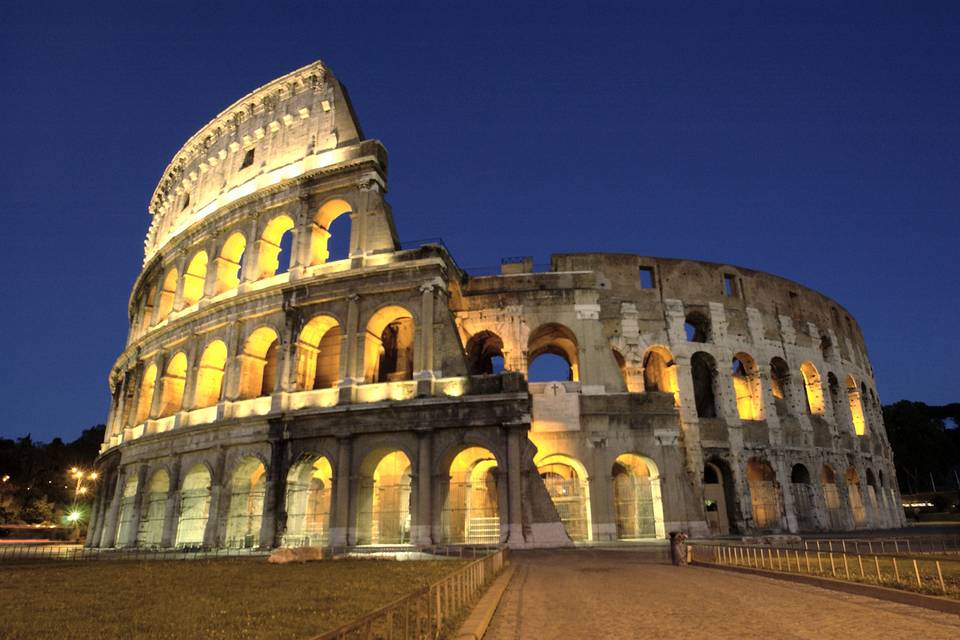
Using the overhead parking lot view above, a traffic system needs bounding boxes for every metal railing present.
[312,547,509,640]
[798,536,960,555]
[0,543,269,563]
[689,542,960,598]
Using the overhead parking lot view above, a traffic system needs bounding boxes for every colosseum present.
[87,60,905,551]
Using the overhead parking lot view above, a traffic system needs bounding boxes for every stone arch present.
[137,468,170,546]
[256,213,296,278]
[536,453,591,542]
[703,459,736,535]
[356,449,414,545]
[846,375,866,436]
[642,346,679,406]
[789,463,816,531]
[155,267,178,321]
[465,330,506,375]
[691,351,719,418]
[820,464,843,529]
[283,454,334,547]
[363,305,415,383]
[296,314,341,390]
[612,453,665,539]
[799,361,825,415]
[746,458,782,530]
[769,357,793,417]
[158,352,188,417]
[134,363,158,424]
[440,446,501,544]
[527,323,579,382]
[182,250,208,306]
[238,325,281,399]
[224,456,267,548]
[194,340,227,408]
[176,463,212,546]
[731,352,762,420]
[684,309,711,342]
[114,474,139,547]
[846,465,867,526]
[310,198,353,265]
[214,231,246,294]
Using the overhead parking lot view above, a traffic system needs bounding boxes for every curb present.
[694,562,960,616]
[452,565,517,640]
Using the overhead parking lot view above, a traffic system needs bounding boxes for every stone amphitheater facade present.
[87,61,904,550]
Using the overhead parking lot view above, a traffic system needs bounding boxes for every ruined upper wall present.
[143,61,364,264]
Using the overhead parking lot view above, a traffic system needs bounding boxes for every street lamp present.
[70,468,98,499]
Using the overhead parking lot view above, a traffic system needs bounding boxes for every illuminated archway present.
[194,340,227,408]
[214,232,246,294]
[182,250,208,306]
[134,363,157,424]
[155,268,178,322]
[465,331,505,375]
[176,464,211,547]
[799,362,825,415]
[114,475,139,547]
[703,460,734,535]
[441,446,500,544]
[820,464,843,530]
[295,315,341,390]
[528,323,579,382]
[846,375,866,435]
[357,450,413,545]
[643,346,679,406]
[789,464,816,531]
[769,357,793,417]
[284,456,333,547]
[224,457,267,548]
[158,352,188,417]
[256,214,295,278]
[846,466,866,526]
[363,306,415,383]
[238,326,280,399]
[137,469,169,547]
[310,198,353,264]
[731,353,762,420]
[612,453,664,539]
[746,458,782,530]
[537,454,591,541]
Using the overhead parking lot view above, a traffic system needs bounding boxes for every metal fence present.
[798,536,960,555]
[0,543,269,563]
[689,542,960,598]
[311,547,509,640]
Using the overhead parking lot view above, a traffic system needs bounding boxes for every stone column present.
[203,449,227,547]
[240,220,260,284]
[100,468,126,548]
[124,464,150,546]
[86,471,110,548]
[330,436,352,546]
[160,460,182,547]
[171,252,188,312]
[339,295,360,403]
[258,430,284,549]
[505,426,524,544]
[148,352,168,420]
[414,284,436,395]
[411,431,433,546]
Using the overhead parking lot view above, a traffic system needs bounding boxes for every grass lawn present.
[0,558,465,640]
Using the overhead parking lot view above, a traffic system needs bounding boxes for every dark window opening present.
[276,230,293,274]
[691,352,717,418]
[684,311,710,343]
[241,148,255,170]
[639,266,655,289]
[723,273,738,297]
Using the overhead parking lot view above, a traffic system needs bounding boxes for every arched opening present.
[820,335,834,361]
[703,459,737,535]
[465,331,505,375]
[182,251,208,306]
[284,456,333,547]
[311,198,353,264]
[612,454,664,539]
[865,468,881,525]
[789,464,816,531]
[846,465,866,526]
[296,315,341,390]
[691,352,718,418]
[528,323,579,382]
[134,363,157,424]
[139,286,156,335]
[537,455,591,542]
[214,232,246,294]
[176,464,211,547]
[684,310,710,342]
[441,447,500,544]
[769,357,792,417]
[224,457,267,548]
[746,458,782,530]
[256,214,295,278]
[155,268,178,322]
[642,346,679,406]
[846,375,866,436]
[238,327,280,399]
[820,464,843,530]
[194,340,227,409]
[799,362,825,415]
[137,469,169,547]
[731,353,762,420]
[357,450,413,545]
[363,306,415,383]
[114,475,139,547]
[158,352,188,417]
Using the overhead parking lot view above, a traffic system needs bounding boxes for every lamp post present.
[70,467,98,500]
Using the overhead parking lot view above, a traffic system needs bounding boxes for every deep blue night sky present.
[2,2,958,442]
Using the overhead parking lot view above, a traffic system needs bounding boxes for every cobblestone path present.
[485,548,960,640]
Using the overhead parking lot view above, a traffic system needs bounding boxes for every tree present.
[883,401,960,494]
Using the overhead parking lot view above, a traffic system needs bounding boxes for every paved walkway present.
[485,548,960,640]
